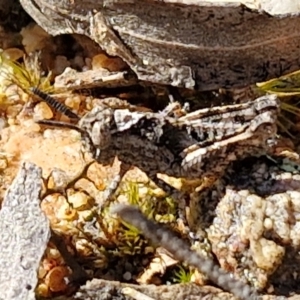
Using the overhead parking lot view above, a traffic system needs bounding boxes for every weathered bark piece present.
[54,67,137,91]
[75,279,238,300]
[20,0,300,91]
[72,278,289,300]
[0,162,50,300]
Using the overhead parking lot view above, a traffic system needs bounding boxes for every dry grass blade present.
[257,70,300,97]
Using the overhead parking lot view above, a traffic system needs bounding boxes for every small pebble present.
[65,95,81,111]
[34,102,53,120]
[68,191,89,209]
[0,158,7,170]
[123,271,132,281]
[53,56,71,75]
[2,48,24,61]
[45,266,69,292]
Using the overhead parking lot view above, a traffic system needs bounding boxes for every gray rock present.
[0,162,50,300]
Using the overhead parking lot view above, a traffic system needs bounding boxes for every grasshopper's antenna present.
[30,87,80,120]
[36,119,84,133]
[37,119,97,157]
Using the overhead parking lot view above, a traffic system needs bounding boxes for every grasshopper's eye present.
[90,120,112,149]
[79,106,114,150]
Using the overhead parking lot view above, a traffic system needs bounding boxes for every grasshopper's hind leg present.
[99,162,131,209]
[147,174,191,234]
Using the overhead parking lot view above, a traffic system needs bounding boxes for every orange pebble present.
[45,266,70,292]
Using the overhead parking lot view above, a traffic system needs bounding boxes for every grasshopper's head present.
[31,88,116,160]
[39,106,115,160]
[78,106,114,152]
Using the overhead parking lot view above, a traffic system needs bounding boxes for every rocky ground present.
[1,2,300,300]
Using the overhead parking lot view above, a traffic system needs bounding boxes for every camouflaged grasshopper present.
[32,88,279,207]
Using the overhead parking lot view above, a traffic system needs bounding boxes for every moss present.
[101,181,178,257]
[0,50,53,95]
[171,264,193,284]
